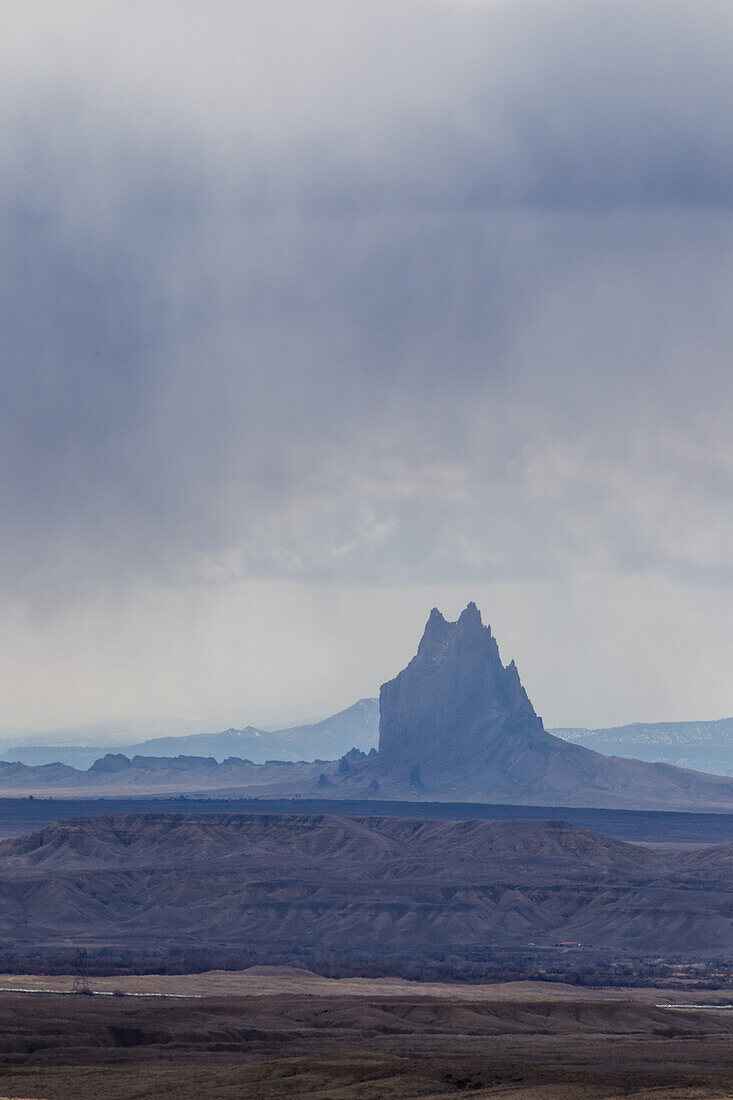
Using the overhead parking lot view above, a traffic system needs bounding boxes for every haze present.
[2,0,732,732]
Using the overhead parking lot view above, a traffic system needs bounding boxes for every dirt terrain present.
[2,812,733,966]
[1,812,732,1096]
[1,965,731,1002]
[0,977,732,1098]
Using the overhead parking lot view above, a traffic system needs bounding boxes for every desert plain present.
[0,967,731,1098]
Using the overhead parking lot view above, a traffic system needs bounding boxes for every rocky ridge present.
[1,811,733,959]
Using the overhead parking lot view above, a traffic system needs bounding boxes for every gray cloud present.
[1,0,732,725]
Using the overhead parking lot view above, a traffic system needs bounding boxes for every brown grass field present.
[0,964,732,1003]
[0,969,731,1098]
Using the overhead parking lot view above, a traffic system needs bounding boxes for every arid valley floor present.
[2,612,733,1096]
[0,968,733,1098]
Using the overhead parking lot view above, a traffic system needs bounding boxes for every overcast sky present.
[2,0,733,733]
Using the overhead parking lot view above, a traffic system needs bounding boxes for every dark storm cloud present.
[2,0,733,606]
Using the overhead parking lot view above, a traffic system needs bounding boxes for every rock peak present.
[459,600,481,621]
[378,604,543,774]
[417,606,452,660]
[457,601,484,633]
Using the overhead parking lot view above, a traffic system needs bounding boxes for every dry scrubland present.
[2,806,733,1096]
[0,965,731,1003]
[1,1056,732,1099]
[0,973,732,1098]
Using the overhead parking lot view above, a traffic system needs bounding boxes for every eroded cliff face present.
[378,603,544,774]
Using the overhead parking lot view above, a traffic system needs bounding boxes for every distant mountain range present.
[7,704,732,780]
[0,699,380,769]
[2,605,733,812]
[550,718,733,776]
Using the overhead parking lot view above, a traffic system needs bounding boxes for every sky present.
[1,0,733,734]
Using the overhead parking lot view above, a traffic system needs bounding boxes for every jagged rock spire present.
[378,604,542,773]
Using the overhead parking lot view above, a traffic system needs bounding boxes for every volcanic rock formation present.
[379,602,543,772]
[375,604,733,808]
[3,604,733,810]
